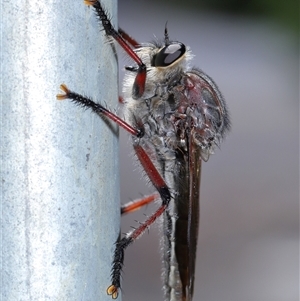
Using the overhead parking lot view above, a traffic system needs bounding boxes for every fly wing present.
[163,68,229,301]
[168,136,201,301]
[186,136,202,300]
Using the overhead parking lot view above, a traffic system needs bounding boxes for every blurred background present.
[116,1,299,301]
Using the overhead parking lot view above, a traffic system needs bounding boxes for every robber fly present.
[57,1,230,300]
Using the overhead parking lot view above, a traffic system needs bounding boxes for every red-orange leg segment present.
[118,28,140,48]
[121,193,160,215]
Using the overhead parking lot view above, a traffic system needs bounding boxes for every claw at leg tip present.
[107,285,119,299]
[56,84,69,100]
[84,0,97,6]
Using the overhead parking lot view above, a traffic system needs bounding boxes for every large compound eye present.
[152,42,186,67]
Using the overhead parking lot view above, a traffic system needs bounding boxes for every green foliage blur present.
[154,0,299,34]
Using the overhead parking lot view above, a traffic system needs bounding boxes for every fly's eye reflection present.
[152,42,186,67]
[57,0,230,300]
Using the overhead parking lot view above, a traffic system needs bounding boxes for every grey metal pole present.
[1,0,120,300]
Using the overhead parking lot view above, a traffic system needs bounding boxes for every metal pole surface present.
[1,0,120,300]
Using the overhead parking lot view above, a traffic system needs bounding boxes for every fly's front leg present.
[85,0,146,98]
